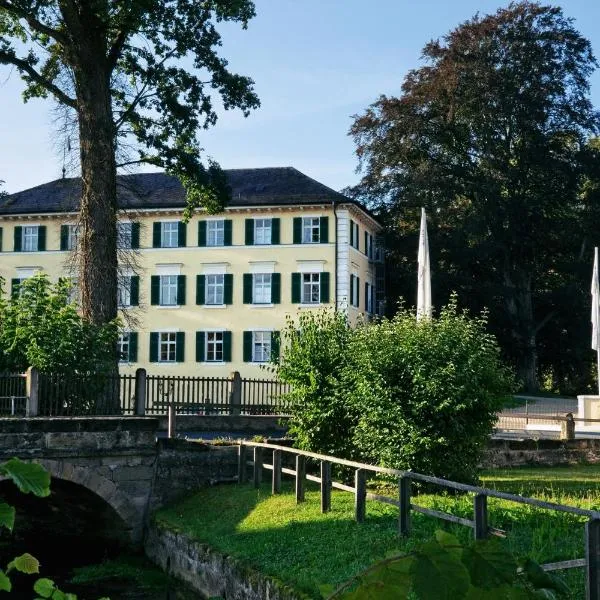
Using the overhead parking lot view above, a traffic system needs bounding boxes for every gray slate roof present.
[0,167,355,216]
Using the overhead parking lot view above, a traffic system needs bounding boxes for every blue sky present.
[1,0,599,194]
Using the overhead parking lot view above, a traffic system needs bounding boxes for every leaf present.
[319,584,335,598]
[0,459,50,497]
[522,559,569,595]
[466,584,531,599]
[51,589,66,600]
[0,503,15,532]
[0,570,11,592]
[411,540,471,599]
[33,578,55,598]
[7,553,40,575]
[462,538,517,588]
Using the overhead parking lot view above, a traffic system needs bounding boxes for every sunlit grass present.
[155,465,600,598]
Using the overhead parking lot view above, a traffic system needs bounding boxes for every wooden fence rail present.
[238,440,600,600]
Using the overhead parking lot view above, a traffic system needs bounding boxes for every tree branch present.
[0,1,68,44]
[0,51,76,108]
[534,310,557,335]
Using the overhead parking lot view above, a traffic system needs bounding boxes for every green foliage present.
[0,274,119,374]
[276,299,515,482]
[0,458,50,498]
[349,2,600,393]
[327,531,568,600]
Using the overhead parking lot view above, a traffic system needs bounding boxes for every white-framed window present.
[159,332,177,362]
[302,272,320,304]
[252,331,272,363]
[206,331,224,362]
[206,274,224,305]
[66,225,78,251]
[118,333,130,362]
[207,220,225,246]
[118,222,133,249]
[365,233,373,259]
[351,274,359,307]
[366,282,374,314]
[117,276,131,308]
[350,221,359,249]
[254,219,272,245]
[161,222,179,248]
[22,226,39,252]
[253,273,272,304]
[160,275,178,306]
[302,217,320,244]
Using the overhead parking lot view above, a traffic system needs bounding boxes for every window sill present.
[156,305,182,309]
[199,361,227,366]
[202,304,227,309]
[299,303,323,308]
[250,303,274,308]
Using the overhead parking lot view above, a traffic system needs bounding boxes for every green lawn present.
[154,465,600,598]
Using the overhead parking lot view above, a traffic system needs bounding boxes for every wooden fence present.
[238,440,600,600]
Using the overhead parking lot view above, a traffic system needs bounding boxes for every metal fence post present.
[167,404,176,439]
[272,449,282,494]
[135,368,147,416]
[399,476,411,536]
[253,447,263,488]
[238,444,247,484]
[321,461,331,513]
[229,371,242,415]
[355,468,367,523]
[295,455,306,503]
[25,367,39,417]
[474,494,488,540]
[586,518,600,600]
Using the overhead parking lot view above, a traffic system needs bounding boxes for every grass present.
[154,465,600,598]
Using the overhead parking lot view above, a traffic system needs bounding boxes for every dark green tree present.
[349,2,600,391]
[0,1,259,326]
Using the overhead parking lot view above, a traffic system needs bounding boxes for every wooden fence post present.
[272,449,282,494]
[474,494,488,540]
[167,404,176,439]
[399,476,411,536]
[229,371,242,415]
[134,368,147,416]
[355,468,367,523]
[238,444,247,484]
[253,447,263,488]
[320,461,331,513]
[561,413,575,441]
[586,518,600,600]
[295,455,306,503]
[25,367,39,417]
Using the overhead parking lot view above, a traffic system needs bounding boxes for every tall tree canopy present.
[0,0,259,326]
[350,1,600,391]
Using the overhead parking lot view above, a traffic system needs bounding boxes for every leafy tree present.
[0,274,118,374]
[349,2,600,391]
[0,1,259,327]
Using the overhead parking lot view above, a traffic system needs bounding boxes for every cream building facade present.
[0,168,384,377]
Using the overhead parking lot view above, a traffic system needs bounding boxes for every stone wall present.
[145,524,310,600]
[156,414,288,436]
[482,438,600,468]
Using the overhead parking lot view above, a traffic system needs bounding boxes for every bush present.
[276,298,515,483]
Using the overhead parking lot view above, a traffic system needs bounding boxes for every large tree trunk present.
[503,264,538,392]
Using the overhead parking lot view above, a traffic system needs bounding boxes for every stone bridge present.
[0,417,243,544]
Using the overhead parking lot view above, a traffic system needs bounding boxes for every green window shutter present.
[153,222,161,248]
[271,331,281,364]
[356,277,360,308]
[245,219,254,245]
[131,222,140,249]
[11,278,20,298]
[224,274,233,304]
[149,332,159,362]
[320,272,330,304]
[319,217,329,244]
[130,276,140,306]
[178,221,187,247]
[291,273,301,304]
[293,218,301,244]
[243,273,253,304]
[0,227,3,251]
[150,276,160,305]
[37,226,46,251]
[224,219,233,246]
[243,331,253,362]
[365,283,369,312]
[350,221,354,247]
[223,331,232,362]
[177,275,186,305]
[350,274,354,306]
[196,331,205,362]
[60,225,69,251]
[175,332,185,362]
[196,275,205,305]
[364,231,368,255]
[198,221,207,247]
[271,273,281,304]
[129,332,138,362]
[13,226,22,252]
[271,218,280,245]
